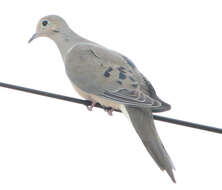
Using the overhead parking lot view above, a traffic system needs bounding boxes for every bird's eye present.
[42,20,49,27]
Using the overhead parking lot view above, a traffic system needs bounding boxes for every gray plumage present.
[29,15,175,182]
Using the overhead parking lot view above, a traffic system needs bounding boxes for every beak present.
[28,33,38,43]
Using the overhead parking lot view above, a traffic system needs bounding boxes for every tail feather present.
[122,105,176,183]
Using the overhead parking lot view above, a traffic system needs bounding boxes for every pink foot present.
[87,99,97,111]
[106,108,114,116]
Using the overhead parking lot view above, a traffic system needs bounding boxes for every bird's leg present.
[107,108,114,116]
[87,98,97,111]
[104,107,114,116]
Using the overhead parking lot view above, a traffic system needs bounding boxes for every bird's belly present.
[72,84,120,110]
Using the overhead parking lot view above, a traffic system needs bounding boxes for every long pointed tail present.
[121,105,176,183]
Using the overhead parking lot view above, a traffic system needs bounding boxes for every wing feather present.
[65,43,169,110]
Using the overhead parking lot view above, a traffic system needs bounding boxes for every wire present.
[0,81,221,134]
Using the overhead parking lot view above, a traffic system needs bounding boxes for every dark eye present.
[42,20,48,26]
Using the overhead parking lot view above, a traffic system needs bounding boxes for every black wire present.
[0,81,221,134]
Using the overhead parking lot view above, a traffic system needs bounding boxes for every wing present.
[65,43,167,109]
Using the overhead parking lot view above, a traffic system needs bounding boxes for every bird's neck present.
[50,28,85,61]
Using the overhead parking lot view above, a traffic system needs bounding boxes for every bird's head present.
[28,15,68,43]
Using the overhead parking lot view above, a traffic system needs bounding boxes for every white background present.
[0,0,222,189]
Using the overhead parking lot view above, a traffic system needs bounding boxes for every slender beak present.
[28,33,38,43]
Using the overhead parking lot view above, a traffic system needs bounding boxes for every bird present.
[29,15,175,182]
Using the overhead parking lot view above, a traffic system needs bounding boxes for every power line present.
[0,81,221,134]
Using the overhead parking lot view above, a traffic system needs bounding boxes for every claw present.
[105,107,114,116]
[86,100,97,111]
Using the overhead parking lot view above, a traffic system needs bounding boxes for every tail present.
[121,105,176,183]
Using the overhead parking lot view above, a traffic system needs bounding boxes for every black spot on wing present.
[89,49,101,59]
[104,67,113,78]
[132,84,138,88]
[119,72,126,80]
[119,70,127,74]
[129,76,135,82]
[116,80,122,85]
[142,76,157,98]
[118,66,127,73]
[122,55,136,69]
[104,72,110,78]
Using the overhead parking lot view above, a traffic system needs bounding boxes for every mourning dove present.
[29,15,175,182]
